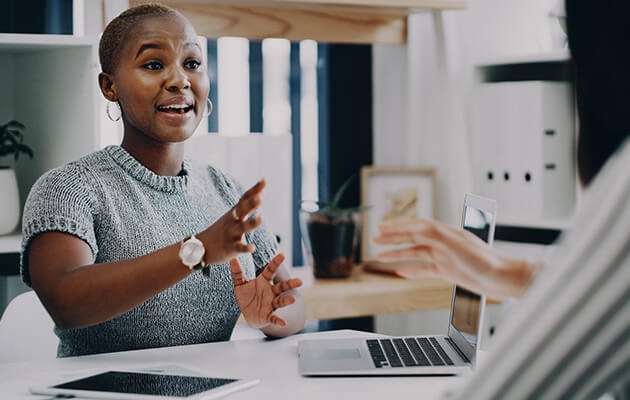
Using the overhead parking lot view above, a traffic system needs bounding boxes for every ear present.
[98,72,118,102]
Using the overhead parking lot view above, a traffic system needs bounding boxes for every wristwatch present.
[179,235,207,271]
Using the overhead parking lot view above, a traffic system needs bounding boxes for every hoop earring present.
[106,101,121,122]
[203,98,213,118]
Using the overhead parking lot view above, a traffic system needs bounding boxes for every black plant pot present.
[300,208,360,279]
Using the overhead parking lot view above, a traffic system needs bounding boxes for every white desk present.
[0,330,469,399]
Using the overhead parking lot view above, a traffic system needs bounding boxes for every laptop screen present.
[449,196,496,356]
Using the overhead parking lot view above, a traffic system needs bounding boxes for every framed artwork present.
[360,167,437,262]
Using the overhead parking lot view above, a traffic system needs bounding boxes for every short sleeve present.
[209,167,279,271]
[20,164,98,287]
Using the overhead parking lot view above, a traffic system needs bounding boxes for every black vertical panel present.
[317,43,374,333]
[249,40,263,133]
[206,39,219,133]
[325,44,373,209]
[290,42,302,266]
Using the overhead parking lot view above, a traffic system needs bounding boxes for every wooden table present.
[290,265,453,320]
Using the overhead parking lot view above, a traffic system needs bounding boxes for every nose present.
[165,65,191,91]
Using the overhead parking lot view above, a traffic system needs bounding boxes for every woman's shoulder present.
[28,149,111,199]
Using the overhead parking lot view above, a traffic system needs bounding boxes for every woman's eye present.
[143,61,163,70]
[185,59,201,70]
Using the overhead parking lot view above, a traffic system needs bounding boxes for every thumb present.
[229,258,246,286]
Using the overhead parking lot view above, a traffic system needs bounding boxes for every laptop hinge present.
[445,337,470,363]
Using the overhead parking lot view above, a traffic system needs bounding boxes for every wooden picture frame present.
[360,167,437,262]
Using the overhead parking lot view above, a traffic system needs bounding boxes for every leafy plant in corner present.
[0,120,33,164]
[300,175,368,278]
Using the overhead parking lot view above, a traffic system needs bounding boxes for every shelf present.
[496,217,573,231]
[476,50,570,68]
[292,265,453,320]
[0,233,21,254]
[476,50,572,83]
[0,34,96,52]
[130,0,466,44]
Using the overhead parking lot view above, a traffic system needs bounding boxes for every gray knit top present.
[20,145,278,357]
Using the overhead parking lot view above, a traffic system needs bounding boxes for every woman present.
[375,1,629,396]
[20,4,305,357]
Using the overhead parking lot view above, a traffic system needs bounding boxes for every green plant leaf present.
[4,120,25,130]
[16,143,34,158]
[330,174,356,210]
[0,120,32,161]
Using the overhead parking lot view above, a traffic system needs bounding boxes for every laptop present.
[298,193,496,376]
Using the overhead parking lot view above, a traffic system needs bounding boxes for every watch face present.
[181,240,204,266]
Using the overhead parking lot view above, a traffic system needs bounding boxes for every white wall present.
[372,0,562,337]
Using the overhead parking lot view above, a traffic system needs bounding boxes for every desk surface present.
[0,330,468,400]
[291,266,453,320]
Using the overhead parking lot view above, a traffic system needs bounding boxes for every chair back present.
[0,291,57,362]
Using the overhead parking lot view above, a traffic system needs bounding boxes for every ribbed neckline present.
[105,145,190,193]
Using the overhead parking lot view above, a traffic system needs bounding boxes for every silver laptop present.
[298,193,496,376]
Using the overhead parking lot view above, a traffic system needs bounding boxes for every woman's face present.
[111,14,210,143]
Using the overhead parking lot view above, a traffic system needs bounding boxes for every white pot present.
[0,167,20,235]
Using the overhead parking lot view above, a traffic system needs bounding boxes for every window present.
[208,38,319,265]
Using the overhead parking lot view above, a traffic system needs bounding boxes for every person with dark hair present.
[373,0,629,302]
[20,4,305,358]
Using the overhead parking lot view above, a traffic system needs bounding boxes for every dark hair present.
[566,0,630,185]
[99,3,182,75]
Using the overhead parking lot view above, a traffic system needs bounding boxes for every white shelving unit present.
[0,34,102,210]
[472,52,576,232]
[0,34,103,314]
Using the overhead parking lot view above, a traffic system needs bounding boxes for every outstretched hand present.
[229,254,303,328]
[198,179,266,265]
[373,217,538,300]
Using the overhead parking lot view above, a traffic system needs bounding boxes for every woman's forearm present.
[30,235,191,330]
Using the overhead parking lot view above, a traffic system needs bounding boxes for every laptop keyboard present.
[366,338,455,368]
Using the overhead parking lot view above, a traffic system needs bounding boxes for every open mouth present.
[156,104,194,114]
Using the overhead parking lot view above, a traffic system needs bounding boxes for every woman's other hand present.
[229,254,303,328]
[198,179,266,265]
[373,217,541,300]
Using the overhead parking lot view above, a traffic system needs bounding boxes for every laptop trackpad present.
[301,348,361,360]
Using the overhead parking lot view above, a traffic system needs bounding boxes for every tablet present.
[30,370,259,399]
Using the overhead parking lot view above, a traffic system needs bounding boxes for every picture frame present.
[360,167,437,262]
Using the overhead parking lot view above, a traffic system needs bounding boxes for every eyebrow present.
[135,42,202,58]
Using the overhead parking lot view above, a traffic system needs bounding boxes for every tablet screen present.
[52,371,236,397]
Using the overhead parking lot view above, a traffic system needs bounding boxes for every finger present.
[229,258,247,285]
[236,195,263,222]
[373,232,416,245]
[234,242,256,253]
[272,278,303,295]
[272,294,295,310]
[378,217,424,233]
[269,314,286,327]
[237,215,263,235]
[260,253,285,281]
[236,179,266,220]
[377,246,431,262]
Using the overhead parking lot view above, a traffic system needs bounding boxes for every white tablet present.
[30,370,259,399]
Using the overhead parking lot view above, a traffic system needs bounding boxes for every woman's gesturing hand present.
[229,254,303,328]
[198,179,266,265]
[373,217,540,300]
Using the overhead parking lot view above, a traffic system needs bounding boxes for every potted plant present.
[0,120,33,235]
[299,175,367,278]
